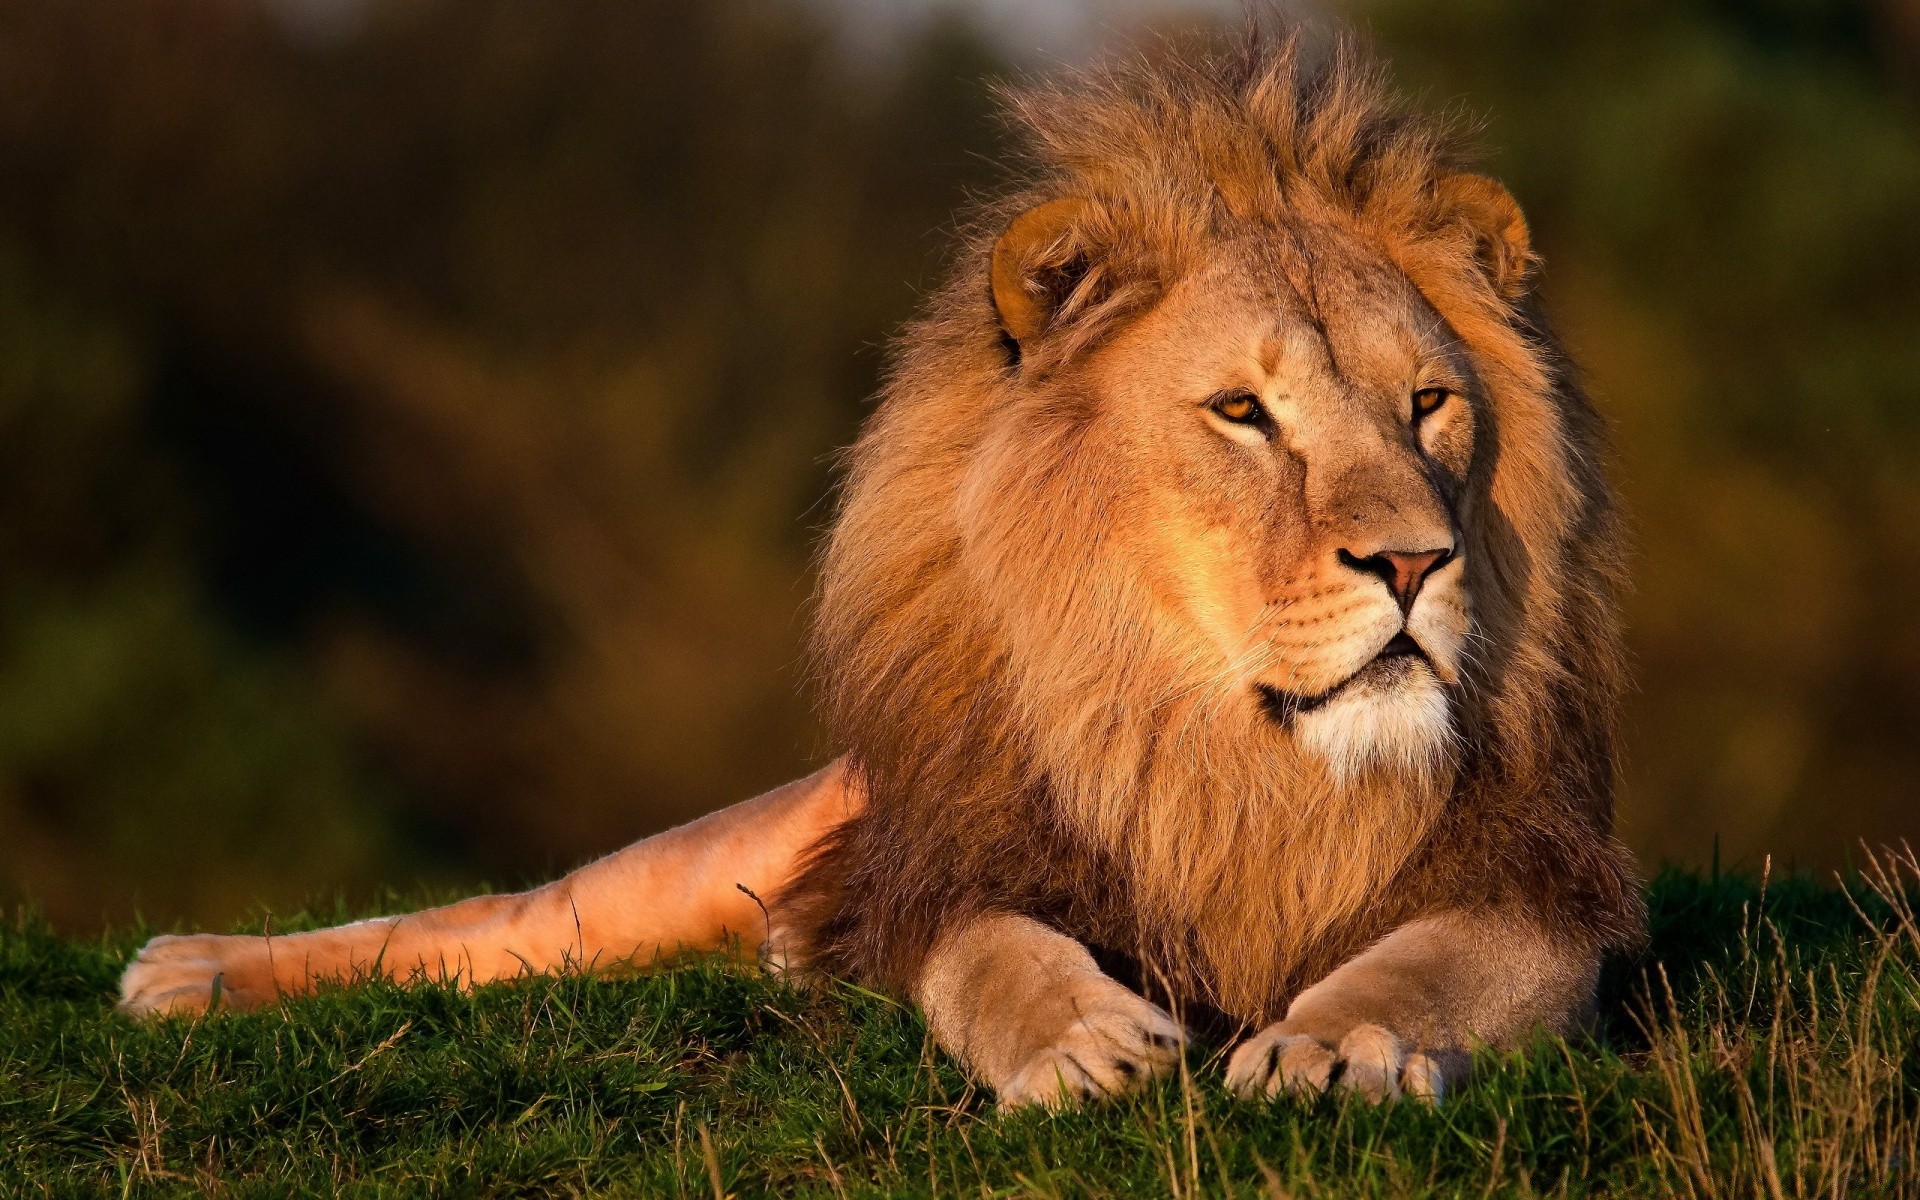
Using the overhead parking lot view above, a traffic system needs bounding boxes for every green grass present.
[6,856,1920,1197]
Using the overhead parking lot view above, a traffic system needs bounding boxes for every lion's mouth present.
[1255,632,1429,725]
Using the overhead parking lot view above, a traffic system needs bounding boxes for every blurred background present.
[0,0,1916,931]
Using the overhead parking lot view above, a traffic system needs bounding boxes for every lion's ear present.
[1435,173,1533,301]
[991,197,1097,345]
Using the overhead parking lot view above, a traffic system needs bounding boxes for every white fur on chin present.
[1295,664,1451,781]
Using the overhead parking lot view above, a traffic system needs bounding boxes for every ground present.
[5,862,1918,1198]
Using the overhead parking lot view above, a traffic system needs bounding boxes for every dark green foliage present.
[1,0,1918,935]
[0,239,408,928]
[6,869,1918,1196]
[0,0,1017,930]
[1365,0,1920,867]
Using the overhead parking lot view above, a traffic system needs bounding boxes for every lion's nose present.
[1337,546,1454,613]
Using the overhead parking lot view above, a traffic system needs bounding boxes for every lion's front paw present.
[994,982,1185,1110]
[1225,1020,1466,1103]
[119,933,280,1018]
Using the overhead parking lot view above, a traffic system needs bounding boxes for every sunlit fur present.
[781,31,1642,1025]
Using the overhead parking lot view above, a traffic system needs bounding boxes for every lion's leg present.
[916,913,1186,1109]
[1223,910,1597,1102]
[119,759,858,1017]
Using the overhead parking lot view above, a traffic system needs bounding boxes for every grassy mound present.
[6,858,1919,1197]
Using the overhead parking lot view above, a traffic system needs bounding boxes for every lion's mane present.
[778,31,1642,1024]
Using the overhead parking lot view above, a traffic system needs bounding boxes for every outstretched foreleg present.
[1224,909,1597,1103]
[917,913,1186,1109]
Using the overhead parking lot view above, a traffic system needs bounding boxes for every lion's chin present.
[1290,658,1452,781]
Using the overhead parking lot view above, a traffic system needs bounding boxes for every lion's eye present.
[1210,391,1267,427]
[1412,388,1451,420]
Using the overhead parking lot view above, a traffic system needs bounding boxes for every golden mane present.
[781,30,1641,1024]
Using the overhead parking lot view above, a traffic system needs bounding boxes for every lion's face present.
[964,225,1477,780]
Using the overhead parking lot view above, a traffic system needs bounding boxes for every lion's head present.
[976,193,1486,783]
[803,34,1630,1017]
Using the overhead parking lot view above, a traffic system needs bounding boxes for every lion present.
[118,31,1643,1109]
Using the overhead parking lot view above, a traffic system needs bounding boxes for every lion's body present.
[781,36,1639,1029]
[120,31,1642,1108]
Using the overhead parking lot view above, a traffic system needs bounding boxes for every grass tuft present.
[6,853,1920,1196]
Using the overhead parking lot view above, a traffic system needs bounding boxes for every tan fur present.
[1223,910,1596,1101]
[120,30,1640,1112]
[778,30,1640,1100]
[917,914,1184,1109]
[991,197,1095,343]
[119,762,858,1016]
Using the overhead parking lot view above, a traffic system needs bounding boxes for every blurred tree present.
[0,240,403,924]
[0,0,1013,927]
[1358,0,1920,866]
[0,0,1915,929]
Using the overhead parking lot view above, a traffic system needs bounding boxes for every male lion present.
[119,33,1642,1108]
